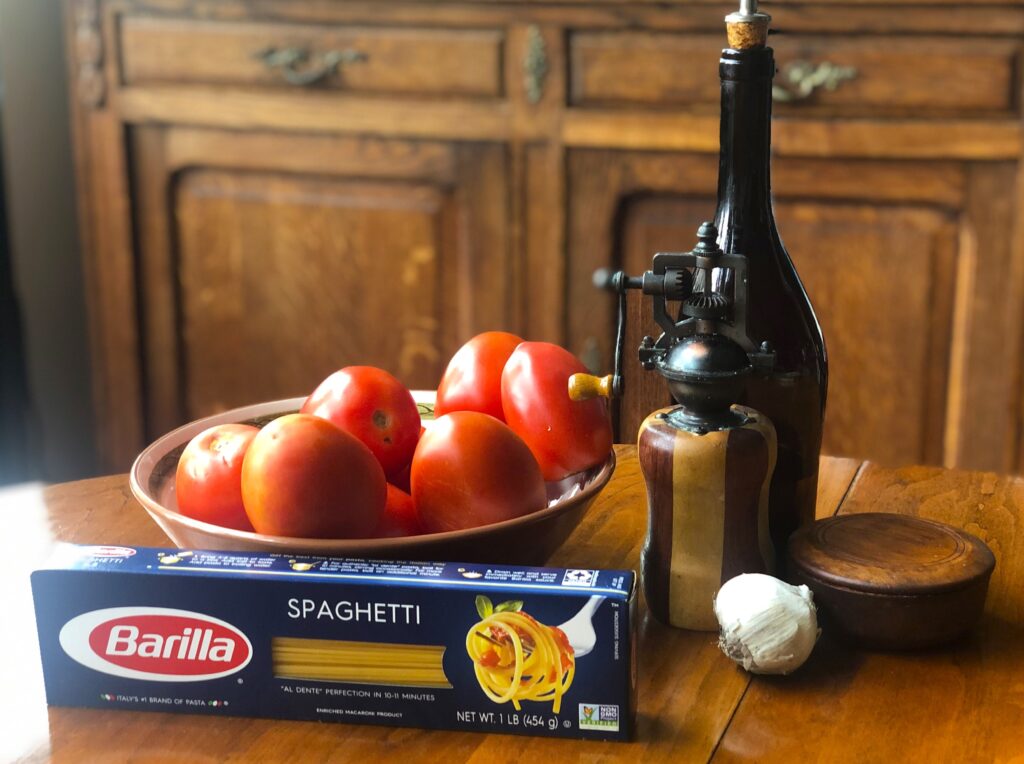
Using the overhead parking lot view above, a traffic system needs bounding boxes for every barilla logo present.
[86,546,136,558]
[59,607,252,681]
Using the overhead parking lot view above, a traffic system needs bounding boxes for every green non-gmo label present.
[578,703,619,731]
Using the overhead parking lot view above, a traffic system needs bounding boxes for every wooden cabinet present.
[65,0,1024,475]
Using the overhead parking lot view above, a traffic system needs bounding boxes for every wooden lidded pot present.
[788,513,995,649]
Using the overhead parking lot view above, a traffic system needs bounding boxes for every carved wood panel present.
[618,197,957,465]
[175,172,447,418]
[131,127,511,436]
[567,150,976,467]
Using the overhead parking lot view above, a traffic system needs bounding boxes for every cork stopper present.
[725,0,771,49]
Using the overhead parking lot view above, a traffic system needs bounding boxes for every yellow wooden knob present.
[569,373,614,401]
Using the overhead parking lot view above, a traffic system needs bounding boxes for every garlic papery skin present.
[713,573,819,675]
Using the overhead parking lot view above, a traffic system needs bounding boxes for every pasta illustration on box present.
[31,544,636,741]
[466,596,577,714]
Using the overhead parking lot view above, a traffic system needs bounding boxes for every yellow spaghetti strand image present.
[272,637,451,688]
[465,604,575,714]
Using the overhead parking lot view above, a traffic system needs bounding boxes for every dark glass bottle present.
[712,44,828,557]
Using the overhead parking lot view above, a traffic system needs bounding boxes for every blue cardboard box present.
[31,544,636,740]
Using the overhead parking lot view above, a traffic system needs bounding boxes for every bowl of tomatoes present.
[130,335,616,565]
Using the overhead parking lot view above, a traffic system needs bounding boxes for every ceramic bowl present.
[129,395,615,565]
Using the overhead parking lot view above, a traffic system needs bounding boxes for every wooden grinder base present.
[639,405,776,631]
[788,513,996,649]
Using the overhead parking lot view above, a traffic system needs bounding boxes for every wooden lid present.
[788,513,995,595]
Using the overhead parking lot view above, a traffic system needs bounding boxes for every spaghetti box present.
[31,544,636,740]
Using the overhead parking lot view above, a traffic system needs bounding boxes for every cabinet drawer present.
[570,32,1018,115]
[120,16,505,98]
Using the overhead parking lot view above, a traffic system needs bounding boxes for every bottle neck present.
[714,47,775,254]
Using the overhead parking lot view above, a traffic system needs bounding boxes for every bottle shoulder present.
[739,232,827,379]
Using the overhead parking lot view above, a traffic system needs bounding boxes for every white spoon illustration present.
[558,595,606,658]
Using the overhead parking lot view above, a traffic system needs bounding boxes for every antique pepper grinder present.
[571,0,828,630]
[571,222,778,631]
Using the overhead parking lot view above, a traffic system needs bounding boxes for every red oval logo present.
[60,608,252,681]
[90,614,247,675]
[87,545,137,558]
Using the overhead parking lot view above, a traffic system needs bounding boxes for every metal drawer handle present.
[523,25,548,104]
[772,60,858,103]
[254,46,368,87]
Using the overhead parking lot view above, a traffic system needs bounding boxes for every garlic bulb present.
[713,573,819,675]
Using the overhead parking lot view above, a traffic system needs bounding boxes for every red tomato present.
[434,331,523,421]
[391,464,412,494]
[411,411,546,533]
[388,426,425,493]
[501,342,614,481]
[301,366,420,481]
[375,484,423,538]
[175,424,259,531]
[241,414,386,538]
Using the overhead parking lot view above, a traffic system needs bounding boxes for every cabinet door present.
[567,150,974,467]
[132,128,511,437]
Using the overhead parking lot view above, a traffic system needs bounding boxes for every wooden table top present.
[4,446,1023,762]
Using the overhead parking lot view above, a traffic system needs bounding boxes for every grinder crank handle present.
[568,372,615,401]
[568,271,639,401]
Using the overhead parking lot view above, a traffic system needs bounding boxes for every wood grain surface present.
[570,33,1017,116]
[7,449,1023,761]
[120,17,505,98]
[790,512,995,594]
[714,462,1024,762]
